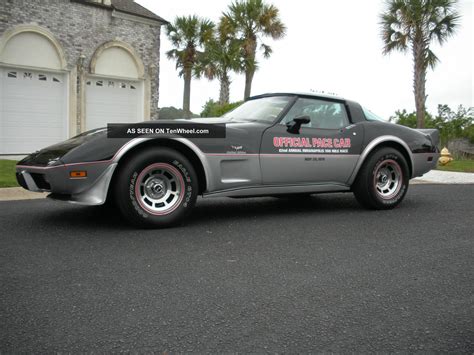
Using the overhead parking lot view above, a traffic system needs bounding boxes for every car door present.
[260,97,363,185]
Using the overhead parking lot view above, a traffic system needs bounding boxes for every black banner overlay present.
[107,123,226,139]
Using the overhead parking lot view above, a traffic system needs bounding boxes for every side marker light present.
[70,171,87,178]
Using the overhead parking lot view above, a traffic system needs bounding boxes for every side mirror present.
[286,116,310,134]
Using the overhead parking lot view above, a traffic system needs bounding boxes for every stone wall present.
[0,0,163,120]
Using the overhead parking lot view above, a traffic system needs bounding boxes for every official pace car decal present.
[273,136,352,154]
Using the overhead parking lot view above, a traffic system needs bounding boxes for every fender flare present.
[111,137,213,192]
[347,135,414,185]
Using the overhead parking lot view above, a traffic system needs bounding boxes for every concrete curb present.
[412,170,474,185]
[411,180,473,185]
[0,187,48,201]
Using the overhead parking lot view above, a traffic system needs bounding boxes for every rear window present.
[362,107,386,122]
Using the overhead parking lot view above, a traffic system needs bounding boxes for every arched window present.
[90,41,144,79]
[0,25,66,70]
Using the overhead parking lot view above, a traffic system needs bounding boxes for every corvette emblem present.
[227,145,247,154]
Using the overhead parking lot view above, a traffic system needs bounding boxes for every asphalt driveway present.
[0,184,473,352]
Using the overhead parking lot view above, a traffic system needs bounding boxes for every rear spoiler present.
[416,129,440,147]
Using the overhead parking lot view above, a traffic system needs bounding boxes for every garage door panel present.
[0,68,67,154]
[87,103,139,113]
[3,139,62,153]
[3,101,63,115]
[3,133,63,144]
[87,105,139,117]
[3,121,63,130]
[4,88,63,104]
[86,77,143,130]
[88,99,139,107]
[3,105,63,123]
[3,105,63,117]
[5,84,63,103]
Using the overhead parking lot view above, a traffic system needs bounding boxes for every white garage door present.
[85,77,143,131]
[0,67,67,154]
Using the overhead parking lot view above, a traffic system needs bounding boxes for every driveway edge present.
[0,187,48,201]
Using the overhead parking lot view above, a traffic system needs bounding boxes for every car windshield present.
[362,107,387,122]
[223,96,292,123]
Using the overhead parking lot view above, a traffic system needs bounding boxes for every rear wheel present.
[114,148,198,228]
[353,147,409,209]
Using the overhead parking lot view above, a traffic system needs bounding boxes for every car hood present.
[18,118,261,166]
[18,128,109,166]
[131,117,249,125]
[172,117,232,124]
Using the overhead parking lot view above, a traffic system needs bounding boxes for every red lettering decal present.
[273,137,280,147]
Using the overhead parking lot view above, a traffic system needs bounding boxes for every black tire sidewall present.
[366,148,409,208]
[115,148,198,227]
[353,147,410,210]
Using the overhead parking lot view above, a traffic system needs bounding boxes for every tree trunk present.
[243,38,257,100]
[244,69,254,100]
[183,67,192,119]
[219,72,230,105]
[413,40,427,128]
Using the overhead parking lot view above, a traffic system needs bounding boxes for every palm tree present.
[196,22,243,105]
[221,0,286,100]
[380,0,460,128]
[166,16,215,118]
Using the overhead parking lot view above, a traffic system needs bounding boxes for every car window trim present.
[226,95,297,124]
[271,95,298,125]
[275,96,350,130]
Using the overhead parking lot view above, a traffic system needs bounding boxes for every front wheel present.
[353,147,409,210]
[114,148,198,228]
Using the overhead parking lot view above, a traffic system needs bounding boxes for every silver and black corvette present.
[16,92,440,228]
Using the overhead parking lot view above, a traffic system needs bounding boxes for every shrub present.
[158,106,199,120]
[391,105,474,146]
[200,99,243,117]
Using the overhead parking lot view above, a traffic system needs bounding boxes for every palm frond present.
[221,0,286,64]
[380,0,459,58]
[165,15,216,78]
[260,43,272,58]
[425,48,439,69]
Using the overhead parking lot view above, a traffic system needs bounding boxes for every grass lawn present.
[436,159,474,173]
[0,160,19,188]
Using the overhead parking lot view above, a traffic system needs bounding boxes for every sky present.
[136,0,473,119]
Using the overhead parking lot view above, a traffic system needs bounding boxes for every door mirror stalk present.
[286,116,310,134]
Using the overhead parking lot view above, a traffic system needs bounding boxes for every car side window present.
[281,98,349,129]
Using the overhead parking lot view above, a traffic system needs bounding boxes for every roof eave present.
[113,8,168,25]
[69,0,168,25]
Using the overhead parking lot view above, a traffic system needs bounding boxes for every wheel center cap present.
[153,183,163,194]
[380,174,388,184]
[145,178,166,199]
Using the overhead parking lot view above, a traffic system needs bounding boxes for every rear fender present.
[347,135,414,185]
[416,129,440,148]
